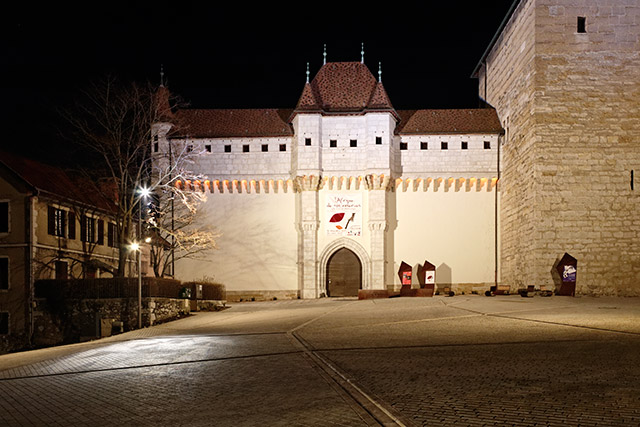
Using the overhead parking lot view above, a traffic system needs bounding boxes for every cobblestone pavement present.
[1,296,639,426]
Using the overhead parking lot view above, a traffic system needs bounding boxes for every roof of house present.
[0,151,116,211]
[167,62,502,138]
[171,109,294,138]
[395,109,503,134]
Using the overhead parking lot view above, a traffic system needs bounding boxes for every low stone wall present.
[225,290,299,302]
[32,297,224,347]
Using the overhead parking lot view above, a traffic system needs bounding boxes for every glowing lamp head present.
[138,187,151,198]
[129,242,140,251]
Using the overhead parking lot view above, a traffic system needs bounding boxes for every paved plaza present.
[1,295,639,426]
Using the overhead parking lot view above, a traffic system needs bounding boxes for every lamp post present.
[136,186,151,329]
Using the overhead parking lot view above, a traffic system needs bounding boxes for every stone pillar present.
[295,175,320,299]
[366,174,391,290]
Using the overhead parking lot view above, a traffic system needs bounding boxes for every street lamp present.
[136,186,151,329]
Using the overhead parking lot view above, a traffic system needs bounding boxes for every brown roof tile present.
[0,151,116,212]
[396,109,503,134]
[293,62,396,117]
[172,109,294,138]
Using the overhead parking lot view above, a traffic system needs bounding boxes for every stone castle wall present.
[532,0,640,294]
[478,0,538,289]
[480,0,640,294]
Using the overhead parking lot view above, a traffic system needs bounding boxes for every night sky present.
[1,2,515,165]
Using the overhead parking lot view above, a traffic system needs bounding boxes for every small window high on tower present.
[577,16,586,33]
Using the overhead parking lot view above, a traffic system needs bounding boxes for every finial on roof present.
[306,62,310,84]
[160,64,165,87]
[378,62,382,83]
[323,44,327,65]
[361,43,365,63]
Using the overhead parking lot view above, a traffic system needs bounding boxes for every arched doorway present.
[326,248,362,297]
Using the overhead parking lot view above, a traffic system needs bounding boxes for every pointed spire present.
[306,62,310,84]
[361,43,365,63]
[378,62,382,83]
[160,64,165,87]
[323,44,327,65]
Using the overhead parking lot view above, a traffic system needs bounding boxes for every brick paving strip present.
[1,296,639,426]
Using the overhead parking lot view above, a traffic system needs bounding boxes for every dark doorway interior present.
[326,248,362,297]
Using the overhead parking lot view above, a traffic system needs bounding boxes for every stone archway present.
[318,238,371,297]
[326,248,362,297]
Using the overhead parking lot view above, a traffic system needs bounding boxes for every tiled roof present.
[0,151,115,212]
[171,109,294,138]
[293,62,395,116]
[395,109,503,134]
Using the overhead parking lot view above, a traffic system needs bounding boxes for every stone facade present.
[160,62,503,299]
[475,0,640,295]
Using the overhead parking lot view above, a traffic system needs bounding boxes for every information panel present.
[325,194,362,236]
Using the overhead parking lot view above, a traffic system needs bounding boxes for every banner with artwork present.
[325,194,362,236]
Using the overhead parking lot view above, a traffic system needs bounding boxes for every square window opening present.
[205,145,212,153]
[224,145,231,153]
[330,140,337,148]
[262,144,268,152]
[484,141,491,150]
[461,141,468,150]
[400,142,408,150]
[376,137,382,145]
[350,139,357,147]
[441,142,448,150]
[305,138,311,146]
[577,16,586,33]
[279,144,286,152]
[243,145,250,153]
[420,142,428,150]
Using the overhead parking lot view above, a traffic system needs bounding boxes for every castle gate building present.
[154,61,503,300]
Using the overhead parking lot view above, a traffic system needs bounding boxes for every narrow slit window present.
[153,142,159,152]
[577,16,586,33]
[632,170,635,190]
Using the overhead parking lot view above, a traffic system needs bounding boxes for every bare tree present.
[60,76,216,277]
[146,145,218,277]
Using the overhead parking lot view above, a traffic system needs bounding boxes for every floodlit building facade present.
[156,0,638,301]
[154,62,503,300]
[473,0,639,295]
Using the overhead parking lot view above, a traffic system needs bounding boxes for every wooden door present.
[327,248,361,297]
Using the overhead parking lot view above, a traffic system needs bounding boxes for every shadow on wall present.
[436,263,452,286]
[551,256,562,290]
